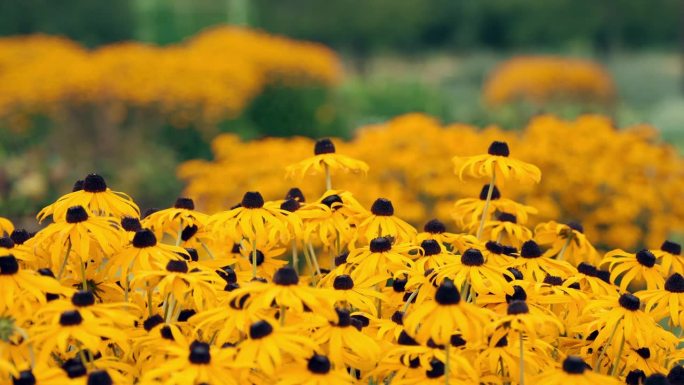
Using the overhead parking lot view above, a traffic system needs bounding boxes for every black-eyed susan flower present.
[489,300,564,344]
[37,174,140,222]
[481,212,533,247]
[0,254,68,313]
[276,354,355,385]
[285,138,369,190]
[653,240,684,275]
[346,237,417,282]
[601,249,665,291]
[131,259,221,318]
[30,308,130,364]
[452,184,537,230]
[637,272,684,326]
[535,221,600,265]
[142,197,209,246]
[34,205,123,283]
[415,219,479,253]
[404,279,491,344]
[311,308,381,372]
[140,340,239,385]
[453,141,542,185]
[235,319,318,376]
[434,248,514,299]
[510,240,577,281]
[532,356,621,385]
[325,274,387,316]
[354,198,417,244]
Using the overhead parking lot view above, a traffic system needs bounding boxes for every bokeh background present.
[1,0,684,226]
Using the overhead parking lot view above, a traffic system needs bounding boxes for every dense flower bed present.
[0,26,341,130]
[0,130,682,384]
[180,113,684,250]
[483,56,615,106]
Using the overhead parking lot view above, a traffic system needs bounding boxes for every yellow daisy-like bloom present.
[105,228,187,295]
[535,221,600,265]
[578,293,678,363]
[30,308,130,364]
[230,267,333,320]
[311,308,381,372]
[0,217,13,236]
[404,279,492,344]
[285,138,369,185]
[601,249,665,291]
[142,197,210,246]
[476,329,554,383]
[346,237,417,282]
[563,263,616,297]
[452,184,537,229]
[532,356,621,385]
[232,242,288,281]
[489,300,564,343]
[453,141,541,186]
[637,272,684,326]
[298,190,364,250]
[0,254,68,313]
[35,290,137,330]
[208,191,290,243]
[37,174,140,222]
[653,240,684,275]
[323,274,387,316]
[33,205,123,280]
[509,240,577,281]
[480,212,533,247]
[235,319,318,375]
[414,239,458,271]
[354,198,417,245]
[131,259,221,314]
[434,248,514,298]
[415,219,479,253]
[140,340,239,385]
[619,346,666,376]
[276,354,355,385]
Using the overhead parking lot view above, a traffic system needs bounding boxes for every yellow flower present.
[531,356,621,385]
[142,197,210,246]
[0,217,13,236]
[637,272,684,326]
[404,279,492,344]
[354,198,417,244]
[346,237,417,282]
[453,141,541,185]
[535,221,599,265]
[234,319,318,375]
[276,355,355,385]
[285,138,369,185]
[600,249,665,291]
[452,184,537,229]
[37,174,139,222]
[653,240,684,275]
[434,248,514,297]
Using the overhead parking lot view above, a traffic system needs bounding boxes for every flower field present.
[1,16,684,385]
[1,124,684,384]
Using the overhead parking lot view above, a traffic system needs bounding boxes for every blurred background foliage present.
[1,0,684,223]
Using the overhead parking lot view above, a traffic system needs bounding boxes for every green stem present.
[610,334,625,377]
[164,294,176,323]
[307,242,322,277]
[519,333,524,385]
[595,317,622,372]
[324,164,332,191]
[556,236,573,261]
[279,305,286,326]
[56,240,72,279]
[476,173,497,240]
[199,240,216,260]
[302,245,316,282]
[445,345,450,385]
[175,225,183,247]
[291,240,299,275]
[251,239,258,279]
[147,285,154,318]
[80,257,88,291]
[401,287,420,313]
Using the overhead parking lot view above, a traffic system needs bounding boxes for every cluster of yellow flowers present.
[0,26,341,129]
[181,113,684,251]
[0,133,683,385]
[483,56,615,106]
